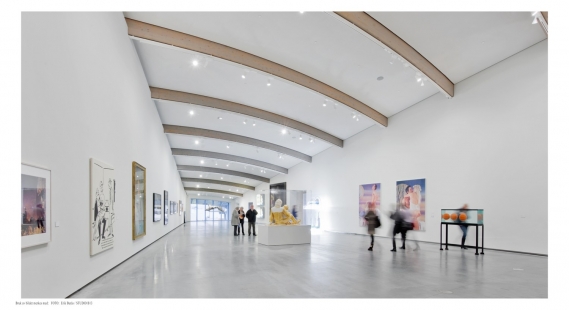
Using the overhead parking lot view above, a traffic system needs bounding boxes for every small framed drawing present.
[179,200,183,215]
[21,163,51,248]
[132,161,146,240]
[153,193,162,222]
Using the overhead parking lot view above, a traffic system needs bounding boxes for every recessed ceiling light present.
[189,110,194,115]
[196,185,200,188]
[243,120,247,125]
[221,177,223,180]
[241,74,246,79]
[195,140,199,145]
[299,135,303,140]
[218,117,223,120]
[281,129,287,134]
[199,175,202,177]
[226,145,230,148]
[192,60,199,67]
[198,193,200,196]
[200,160,204,164]
[253,122,256,126]
[310,138,314,143]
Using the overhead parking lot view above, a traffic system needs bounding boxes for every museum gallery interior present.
[20,11,548,300]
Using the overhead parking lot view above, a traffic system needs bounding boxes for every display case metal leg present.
[445,224,449,250]
[475,225,479,255]
[481,225,485,255]
[440,223,443,250]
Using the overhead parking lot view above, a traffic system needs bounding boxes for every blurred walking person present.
[364,202,380,251]
[458,204,469,249]
[390,199,413,252]
[238,206,246,235]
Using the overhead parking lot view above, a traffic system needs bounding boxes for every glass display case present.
[440,209,483,225]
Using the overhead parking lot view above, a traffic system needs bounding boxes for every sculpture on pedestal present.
[269,199,301,225]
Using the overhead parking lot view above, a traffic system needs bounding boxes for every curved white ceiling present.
[367,12,547,83]
[125,11,441,117]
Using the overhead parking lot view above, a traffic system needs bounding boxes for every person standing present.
[238,206,246,235]
[364,202,380,251]
[231,207,240,236]
[458,204,469,249]
[246,204,258,236]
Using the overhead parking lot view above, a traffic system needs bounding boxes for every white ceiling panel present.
[168,132,306,169]
[174,154,280,178]
[125,11,440,118]
[155,99,333,155]
[132,39,378,139]
[178,170,268,187]
[182,180,252,195]
[367,12,547,83]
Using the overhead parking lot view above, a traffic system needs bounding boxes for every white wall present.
[264,40,548,254]
[21,13,187,298]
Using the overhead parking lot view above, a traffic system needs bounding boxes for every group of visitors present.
[231,205,258,236]
[365,203,469,251]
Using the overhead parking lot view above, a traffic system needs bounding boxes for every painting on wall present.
[164,203,169,225]
[164,190,168,215]
[359,183,380,227]
[132,162,146,240]
[255,194,265,219]
[396,178,426,231]
[89,158,115,255]
[153,193,162,222]
[21,164,51,248]
[179,200,183,215]
[173,201,178,214]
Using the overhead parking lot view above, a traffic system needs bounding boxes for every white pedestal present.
[258,225,311,246]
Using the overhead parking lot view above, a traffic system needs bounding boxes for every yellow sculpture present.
[269,199,301,225]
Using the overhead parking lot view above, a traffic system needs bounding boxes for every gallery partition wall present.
[190,199,230,221]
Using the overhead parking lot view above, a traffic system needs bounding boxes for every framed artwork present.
[164,190,168,214]
[359,183,380,227]
[164,202,169,225]
[174,201,178,214]
[21,163,51,248]
[89,158,115,255]
[396,178,426,231]
[179,200,183,215]
[132,161,146,240]
[153,193,162,222]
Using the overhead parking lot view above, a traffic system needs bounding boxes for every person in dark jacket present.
[364,202,379,251]
[390,202,413,252]
[238,207,246,235]
[246,205,258,236]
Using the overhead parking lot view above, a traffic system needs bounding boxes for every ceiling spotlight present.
[299,135,303,140]
[189,110,194,115]
[226,145,230,148]
[198,193,200,196]
[195,140,199,145]
[389,61,394,65]
[356,118,360,121]
[196,185,200,188]
[267,78,272,86]
[221,177,223,180]
[244,180,246,183]
[281,129,287,134]
[309,137,314,143]
[323,99,327,107]
[241,74,246,79]
[199,174,202,177]
[218,117,223,120]
[226,164,229,167]
[243,120,247,125]
[253,122,256,126]
[200,160,204,164]
[192,60,199,67]
[352,114,356,119]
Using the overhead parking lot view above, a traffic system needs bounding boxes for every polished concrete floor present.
[70,221,547,298]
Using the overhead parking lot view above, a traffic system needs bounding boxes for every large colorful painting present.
[21,164,51,248]
[90,158,115,255]
[359,183,380,227]
[153,193,162,222]
[396,178,426,231]
[132,162,146,240]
